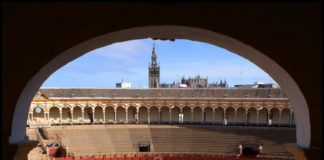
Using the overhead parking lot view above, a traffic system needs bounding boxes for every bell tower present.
[148,43,160,88]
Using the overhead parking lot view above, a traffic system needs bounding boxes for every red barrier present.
[53,155,293,160]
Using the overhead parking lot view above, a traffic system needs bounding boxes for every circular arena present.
[26,88,296,160]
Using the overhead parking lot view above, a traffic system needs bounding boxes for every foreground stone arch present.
[11,26,310,150]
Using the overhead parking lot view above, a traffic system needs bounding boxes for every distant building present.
[181,75,208,88]
[116,81,132,88]
[234,82,279,88]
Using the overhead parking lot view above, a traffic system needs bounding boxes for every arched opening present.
[204,106,213,124]
[171,106,181,124]
[49,106,60,125]
[236,107,246,125]
[105,106,115,124]
[193,106,202,124]
[72,106,83,124]
[270,107,280,127]
[116,106,126,124]
[281,108,292,127]
[11,26,310,149]
[94,106,103,124]
[84,106,93,124]
[149,106,159,124]
[247,107,257,126]
[182,106,192,124]
[160,106,170,124]
[138,106,148,124]
[258,107,268,126]
[32,106,45,124]
[226,107,236,125]
[61,107,72,124]
[214,107,224,125]
[127,106,137,124]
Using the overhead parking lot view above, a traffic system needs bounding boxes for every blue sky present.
[41,38,276,88]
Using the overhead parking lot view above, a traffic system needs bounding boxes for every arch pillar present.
[43,111,47,122]
[136,107,139,124]
[169,107,172,124]
[59,109,62,125]
[267,109,271,126]
[114,108,117,124]
[201,107,205,124]
[191,109,194,124]
[179,107,183,124]
[256,109,259,126]
[92,108,95,124]
[158,108,161,124]
[223,109,227,126]
[245,110,248,126]
[70,110,74,125]
[125,107,128,124]
[103,107,106,124]
[234,109,237,125]
[279,109,282,127]
[212,108,215,125]
[147,108,150,124]
[81,108,84,124]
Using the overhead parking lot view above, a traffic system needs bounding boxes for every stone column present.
[81,109,84,124]
[59,110,62,125]
[256,110,259,126]
[279,110,282,127]
[92,108,95,124]
[212,109,215,125]
[136,108,139,124]
[158,108,161,124]
[267,110,271,126]
[148,109,151,124]
[245,110,248,126]
[201,108,205,125]
[223,109,227,126]
[169,108,172,124]
[125,107,128,124]
[191,109,194,124]
[234,109,237,125]
[114,108,117,124]
[71,110,74,125]
[43,111,47,122]
[180,108,183,124]
[103,108,106,124]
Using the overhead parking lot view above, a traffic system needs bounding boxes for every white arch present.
[10,25,310,148]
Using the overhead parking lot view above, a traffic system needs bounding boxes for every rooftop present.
[38,88,287,99]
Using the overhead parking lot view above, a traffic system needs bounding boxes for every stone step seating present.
[29,125,295,158]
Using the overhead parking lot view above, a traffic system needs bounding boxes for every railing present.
[29,121,51,128]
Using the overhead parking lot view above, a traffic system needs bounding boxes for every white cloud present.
[89,39,151,64]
